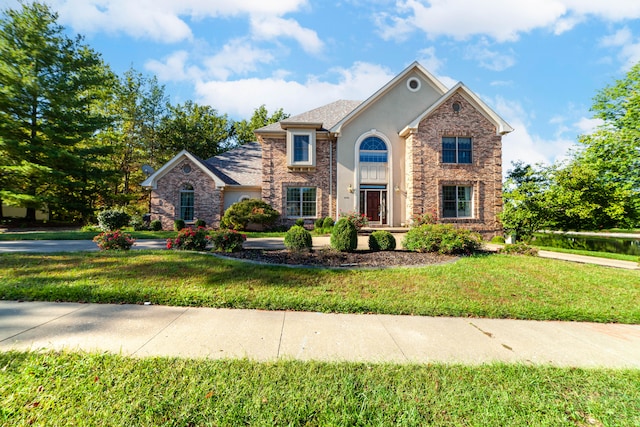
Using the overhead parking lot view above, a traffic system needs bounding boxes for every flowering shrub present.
[210,229,246,252]
[166,227,210,251]
[339,211,368,231]
[93,231,135,251]
[411,210,438,227]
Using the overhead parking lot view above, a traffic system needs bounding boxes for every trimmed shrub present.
[295,218,305,227]
[339,211,368,231]
[174,219,186,231]
[96,209,131,232]
[314,218,325,230]
[322,217,335,229]
[403,224,482,255]
[194,219,206,228]
[330,218,358,252]
[491,235,506,244]
[93,230,135,250]
[220,199,279,230]
[130,215,149,231]
[150,220,163,231]
[498,243,538,256]
[368,230,396,251]
[210,229,246,252]
[166,227,210,251]
[284,225,313,251]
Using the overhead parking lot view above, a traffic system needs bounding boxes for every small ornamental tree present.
[284,225,312,251]
[330,218,358,252]
[220,199,279,230]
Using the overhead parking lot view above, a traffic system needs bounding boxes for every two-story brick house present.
[142,61,513,237]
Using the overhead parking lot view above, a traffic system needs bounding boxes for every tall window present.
[293,134,310,162]
[179,184,194,221]
[443,186,472,218]
[442,137,472,164]
[286,187,316,217]
[359,136,388,163]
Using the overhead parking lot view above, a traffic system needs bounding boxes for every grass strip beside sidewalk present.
[1,251,638,323]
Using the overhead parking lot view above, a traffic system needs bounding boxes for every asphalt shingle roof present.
[204,142,262,186]
[257,100,362,133]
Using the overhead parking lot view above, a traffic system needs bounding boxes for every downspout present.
[329,137,333,218]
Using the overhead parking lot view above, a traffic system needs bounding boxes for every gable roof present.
[330,61,449,135]
[141,142,262,189]
[399,82,514,136]
[255,100,362,134]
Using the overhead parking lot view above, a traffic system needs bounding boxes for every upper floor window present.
[442,137,472,164]
[359,136,388,163]
[179,183,194,221]
[287,130,315,167]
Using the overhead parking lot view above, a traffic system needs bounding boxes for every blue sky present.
[4,0,640,170]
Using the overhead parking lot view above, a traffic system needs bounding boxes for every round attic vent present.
[182,164,192,174]
[407,77,421,92]
[452,102,461,112]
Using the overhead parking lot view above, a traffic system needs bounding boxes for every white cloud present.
[194,62,394,118]
[203,39,276,80]
[600,27,640,71]
[146,51,202,82]
[250,15,323,54]
[49,0,312,44]
[378,0,640,43]
[574,117,604,135]
[464,39,516,71]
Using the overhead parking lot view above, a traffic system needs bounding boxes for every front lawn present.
[1,351,638,426]
[1,251,638,323]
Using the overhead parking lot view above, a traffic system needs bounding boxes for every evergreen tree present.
[0,2,115,221]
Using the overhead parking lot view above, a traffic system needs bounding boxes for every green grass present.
[1,351,638,426]
[0,229,285,240]
[533,245,639,262]
[1,251,638,323]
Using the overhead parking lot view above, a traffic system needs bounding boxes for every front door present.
[359,187,387,225]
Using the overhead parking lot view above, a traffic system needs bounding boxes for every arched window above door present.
[359,136,388,163]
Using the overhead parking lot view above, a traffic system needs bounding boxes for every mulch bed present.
[218,248,458,268]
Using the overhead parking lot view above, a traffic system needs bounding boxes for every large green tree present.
[157,101,234,160]
[0,2,115,221]
[233,105,289,145]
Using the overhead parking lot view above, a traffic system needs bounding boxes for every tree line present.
[0,2,287,223]
[501,62,640,238]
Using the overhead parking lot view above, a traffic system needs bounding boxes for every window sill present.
[287,165,316,172]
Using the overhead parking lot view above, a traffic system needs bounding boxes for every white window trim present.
[286,187,317,218]
[286,130,316,167]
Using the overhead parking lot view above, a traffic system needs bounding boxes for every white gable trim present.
[330,61,448,135]
[140,150,226,189]
[399,82,514,137]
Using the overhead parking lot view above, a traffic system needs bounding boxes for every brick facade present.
[407,93,503,238]
[258,134,337,228]
[150,158,222,230]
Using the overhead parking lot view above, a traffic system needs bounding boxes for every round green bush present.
[490,235,506,244]
[295,218,305,227]
[322,217,335,229]
[330,218,358,252]
[194,219,206,228]
[220,199,280,230]
[174,219,186,231]
[284,225,313,251]
[150,220,162,231]
[368,230,396,251]
[314,218,325,229]
[403,224,482,255]
[96,209,131,231]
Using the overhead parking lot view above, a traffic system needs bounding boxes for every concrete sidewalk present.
[1,301,639,368]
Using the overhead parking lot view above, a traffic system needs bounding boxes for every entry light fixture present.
[347,184,354,193]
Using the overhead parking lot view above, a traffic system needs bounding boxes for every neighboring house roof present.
[205,141,262,187]
[399,82,514,136]
[331,61,448,135]
[255,100,362,134]
[141,142,262,189]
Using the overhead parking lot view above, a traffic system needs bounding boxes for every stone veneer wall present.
[408,92,503,238]
[259,134,337,227]
[150,158,221,230]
